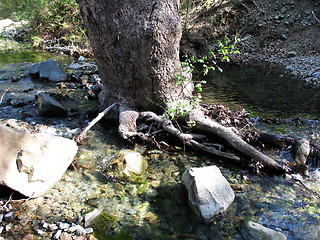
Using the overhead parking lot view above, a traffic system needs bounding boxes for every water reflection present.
[203,64,320,119]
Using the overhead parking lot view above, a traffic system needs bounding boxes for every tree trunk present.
[77,0,185,112]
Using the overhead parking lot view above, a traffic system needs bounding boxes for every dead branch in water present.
[74,103,117,144]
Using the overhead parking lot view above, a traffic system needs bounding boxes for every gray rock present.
[30,59,68,82]
[291,138,310,167]
[29,62,40,75]
[36,92,68,117]
[240,220,287,240]
[3,212,14,222]
[0,125,78,197]
[0,214,3,222]
[0,226,3,234]
[182,166,235,222]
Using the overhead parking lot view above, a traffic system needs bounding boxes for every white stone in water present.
[75,226,87,236]
[48,223,58,231]
[120,150,148,176]
[53,229,62,240]
[241,221,287,240]
[35,229,45,235]
[85,227,94,234]
[84,208,101,227]
[182,166,235,222]
[58,222,70,230]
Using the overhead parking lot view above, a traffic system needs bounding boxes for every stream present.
[0,50,319,240]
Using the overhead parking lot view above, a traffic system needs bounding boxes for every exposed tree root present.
[117,105,291,174]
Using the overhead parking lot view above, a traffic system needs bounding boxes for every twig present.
[312,11,320,24]
[73,103,117,144]
[1,193,13,210]
[0,87,12,105]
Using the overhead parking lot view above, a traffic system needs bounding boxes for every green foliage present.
[165,35,240,121]
[0,0,87,47]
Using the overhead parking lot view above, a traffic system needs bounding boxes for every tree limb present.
[189,108,288,173]
[74,103,117,144]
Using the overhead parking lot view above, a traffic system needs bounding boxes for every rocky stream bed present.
[0,52,319,240]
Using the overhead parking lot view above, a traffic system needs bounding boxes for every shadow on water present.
[203,64,320,119]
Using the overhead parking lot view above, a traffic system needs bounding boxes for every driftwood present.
[74,103,117,144]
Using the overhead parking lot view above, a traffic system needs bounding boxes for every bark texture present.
[77,0,184,111]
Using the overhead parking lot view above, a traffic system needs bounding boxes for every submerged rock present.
[240,220,287,240]
[182,166,235,222]
[0,125,78,197]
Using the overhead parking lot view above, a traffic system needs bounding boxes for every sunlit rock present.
[240,220,287,240]
[182,165,235,222]
[119,150,148,176]
[0,125,78,198]
[30,59,68,82]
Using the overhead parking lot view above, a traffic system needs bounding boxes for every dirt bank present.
[181,0,320,83]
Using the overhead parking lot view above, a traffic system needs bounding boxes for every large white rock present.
[0,125,78,197]
[182,166,235,222]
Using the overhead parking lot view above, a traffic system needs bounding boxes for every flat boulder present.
[182,166,235,222]
[30,59,68,82]
[0,125,78,197]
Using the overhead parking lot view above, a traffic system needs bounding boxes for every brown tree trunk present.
[77,0,185,112]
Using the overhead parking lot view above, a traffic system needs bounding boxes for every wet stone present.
[3,212,14,222]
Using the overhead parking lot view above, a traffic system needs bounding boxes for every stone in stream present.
[240,220,287,240]
[0,125,78,198]
[30,58,68,82]
[291,138,310,172]
[36,92,68,117]
[182,165,235,222]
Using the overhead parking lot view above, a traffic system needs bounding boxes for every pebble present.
[58,222,71,230]
[0,226,4,234]
[48,223,59,231]
[85,227,94,234]
[53,229,62,240]
[75,226,87,236]
[35,229,45,235]
[3,212,14,222]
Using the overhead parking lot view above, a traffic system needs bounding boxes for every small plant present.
[164,35,240,121]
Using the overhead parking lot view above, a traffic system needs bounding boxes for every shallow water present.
[0,55,319,240]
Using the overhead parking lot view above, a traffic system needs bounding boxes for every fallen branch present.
[0,87,12,105]
[189,108,288,173]
[312,11,320,24]
[74,103,117,144]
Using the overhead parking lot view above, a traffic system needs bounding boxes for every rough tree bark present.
[77,0,289,173]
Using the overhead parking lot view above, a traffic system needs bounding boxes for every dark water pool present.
[203,64,320,119]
